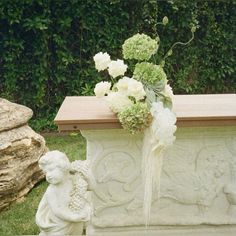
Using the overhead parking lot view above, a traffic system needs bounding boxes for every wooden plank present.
[173,94,236,119]
[54,94,236,131]
[55,97,117,124]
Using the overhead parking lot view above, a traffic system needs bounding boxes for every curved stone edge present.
[0,98,33,132]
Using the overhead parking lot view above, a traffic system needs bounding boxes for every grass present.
[0,133,86,235]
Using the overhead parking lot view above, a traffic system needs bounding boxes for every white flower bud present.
[162,16,169,25]
[167,49,173,56]
[191,26,196,33]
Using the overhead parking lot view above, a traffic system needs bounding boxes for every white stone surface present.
[87,225,236,236]
[36,151,92,236]
[81,126,236,235]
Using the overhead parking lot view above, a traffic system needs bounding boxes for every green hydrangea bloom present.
[122,33,159,61]
[133,62,167,87]
[118,103,152,134]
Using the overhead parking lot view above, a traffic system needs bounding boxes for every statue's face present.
[45,164,65,185]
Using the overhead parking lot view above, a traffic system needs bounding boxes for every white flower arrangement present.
[92,17,195,225]
[93,32,177,135]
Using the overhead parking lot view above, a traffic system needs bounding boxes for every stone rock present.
[0,125,47,210]
[0,99,47,211]
[0,98,33,132]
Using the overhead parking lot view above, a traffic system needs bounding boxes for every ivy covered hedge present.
[0,0,235,130]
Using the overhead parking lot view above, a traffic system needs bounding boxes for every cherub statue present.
[36,150,93,236]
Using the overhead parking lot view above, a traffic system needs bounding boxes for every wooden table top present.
[54,94,236,131]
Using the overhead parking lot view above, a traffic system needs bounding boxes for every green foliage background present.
[0,0,235,130]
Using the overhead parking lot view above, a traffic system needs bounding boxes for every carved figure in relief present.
[92,150,141,216]
[160,145,229,214]
[36,151,92,236]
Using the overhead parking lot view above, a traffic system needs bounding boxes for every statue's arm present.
[36,193,47,225]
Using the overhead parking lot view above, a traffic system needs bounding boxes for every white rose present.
[116,77,146,101]
[116,76,131,92]
[105,92,133,113]
[108,59,127,78]
[94,81,111,98]
[93,52,111,72]
[127,78,146,101]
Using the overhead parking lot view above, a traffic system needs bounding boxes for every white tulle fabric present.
[142,102,176,226]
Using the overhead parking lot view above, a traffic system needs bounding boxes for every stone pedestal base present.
[81,126,236,235]
[87,225,236,236]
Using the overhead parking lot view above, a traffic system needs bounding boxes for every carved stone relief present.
[81,127,236,228]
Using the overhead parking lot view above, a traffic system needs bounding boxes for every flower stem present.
[163,30,195,62]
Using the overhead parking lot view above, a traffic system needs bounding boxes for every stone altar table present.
[55,94,236,236]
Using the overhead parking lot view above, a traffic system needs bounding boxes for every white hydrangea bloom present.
[93,52,111,72]
[108,59,127,78]
[105,92,133,113]
[150,102,177,146]
[165,83,174,98]
[94,81,111,98]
